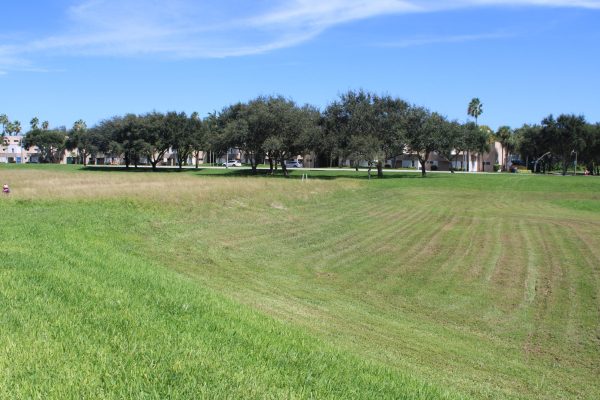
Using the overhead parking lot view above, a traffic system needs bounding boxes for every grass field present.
[1,165,599,399]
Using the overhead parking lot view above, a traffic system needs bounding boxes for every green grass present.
[1,165,599,399]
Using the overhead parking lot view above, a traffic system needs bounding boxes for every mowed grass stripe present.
[553,224,600,356]
[490,219,533,312]
[322,208,438,277]
[157,175,596,400]
[0,201,455,399]
[566,224,600,347]
[522,222,590,362]
[519,219,540,307]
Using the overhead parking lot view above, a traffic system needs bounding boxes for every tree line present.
[2,91,599,176]
[501,116,600,175]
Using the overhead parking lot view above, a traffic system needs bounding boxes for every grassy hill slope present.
[1,165,598,399]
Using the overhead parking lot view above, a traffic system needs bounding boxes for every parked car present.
[222,160,242,167]
[285,160,303,168]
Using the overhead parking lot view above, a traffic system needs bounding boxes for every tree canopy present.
[7,91,599,176]
[23,128,67,163]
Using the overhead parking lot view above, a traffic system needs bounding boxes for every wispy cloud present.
[378,32,514,48]
[0,45,33,73]
[0,0,599,72]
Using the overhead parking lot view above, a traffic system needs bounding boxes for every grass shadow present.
[81,166,196,173]
[80,165,447,180]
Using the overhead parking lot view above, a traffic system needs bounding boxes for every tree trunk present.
[419,151,431,177]
[269,158,274,174]
[377,160,383,178]
[467,151,470,172]
[251,158,257,174]
[195,151,200,168]
[280,159,288,177]
[151,160,158,171]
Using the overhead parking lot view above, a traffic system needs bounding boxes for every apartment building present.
[0,135,40,163]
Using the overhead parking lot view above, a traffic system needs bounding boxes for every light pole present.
[571,150,578,175]
[534,152,551,174]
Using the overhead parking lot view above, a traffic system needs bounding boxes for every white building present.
[0,135,39,163]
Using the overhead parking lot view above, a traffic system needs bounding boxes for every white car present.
[222,160,242,167]
[285,160,303,168]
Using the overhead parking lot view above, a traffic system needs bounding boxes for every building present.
[393,141,504,172]
[0,135,40,163]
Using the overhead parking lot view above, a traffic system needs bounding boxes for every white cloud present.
[247,1,421,28]
[0,0,599,70]
[460,0,600,7]
[0,45,32,72]
[379,32,513,47]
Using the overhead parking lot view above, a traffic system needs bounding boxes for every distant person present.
[584,168,590,176]
[2,184,9,195]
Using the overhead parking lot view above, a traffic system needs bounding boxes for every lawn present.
[1,165,599,399]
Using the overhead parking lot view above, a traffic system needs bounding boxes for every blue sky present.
[1,0,599,131]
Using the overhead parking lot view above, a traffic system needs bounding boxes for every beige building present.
[0,135,40,163]
[394,141,504,172]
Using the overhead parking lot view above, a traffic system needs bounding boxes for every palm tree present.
[478,125,494,171]
[463,122,490,172]
[13,120,21,135]
[467,98,483,126]
[5,122,14,136]
[30,117,40,130]
[495,126,513,171]
[73,119,87,132]
[41,121,49,131]
[0,114,8,136]
[70,119,88,165]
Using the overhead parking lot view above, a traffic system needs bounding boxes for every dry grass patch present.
[1,167,349,206]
